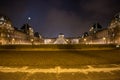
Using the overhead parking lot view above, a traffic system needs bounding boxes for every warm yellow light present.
[12,38,15,41]
[103,37,106,40]
[84,38,86,41]
[66,39,69,42]
[31,39,34,42]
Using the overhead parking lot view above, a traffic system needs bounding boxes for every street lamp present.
[102,37,106,44]
[12,38,15,44]
[103,37,106,40]
[84,38,87,44]
[84,38,86,41]
[30,38,34,45]
[112,33,115,44]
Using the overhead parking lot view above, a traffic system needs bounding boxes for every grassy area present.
[0,44,117,50]
[0,49,120,68]
[0,48,120,80]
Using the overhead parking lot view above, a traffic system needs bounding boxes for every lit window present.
[0,22,3,24]
[0,17,4,21]
[94,31,96,33]
[7,34,10,37]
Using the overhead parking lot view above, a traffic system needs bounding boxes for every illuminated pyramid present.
[54,33,67,44]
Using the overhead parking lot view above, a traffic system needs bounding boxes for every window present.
[0,17,4,21]
[0,22,3,24]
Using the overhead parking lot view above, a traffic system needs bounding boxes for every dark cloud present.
[80,0,120,16]
[79,0,120,27]
[40,8,91,37]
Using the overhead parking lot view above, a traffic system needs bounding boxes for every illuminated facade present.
[44,38,55,44]
[0,15,43,45]
[80,12,120,44]
[44,34,79,44]
[0,12,120,45]
[54,33,68,44]
[108,12,120,44]
[0,15,14,44]
[80,23,108,44]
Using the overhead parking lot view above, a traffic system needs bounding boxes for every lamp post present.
[12,38,15,44]
[102,37,106,44]
[112,33,115,44]
[30,38,34,45]
[84,38,87,44]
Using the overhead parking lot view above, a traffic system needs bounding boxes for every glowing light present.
[0,17,4,21]
[103,37,106,40]
[12,38,15,41]
[84,38,87,41]
[30,39,34,42]
[0,22,3,24]
[116,45,120,48]
[28,17,31,20]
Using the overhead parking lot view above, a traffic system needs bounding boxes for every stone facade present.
[108,12,120,44]
[0,15,43,45]
[0,12,120,45]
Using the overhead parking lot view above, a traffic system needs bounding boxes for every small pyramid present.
[54,34,67,44]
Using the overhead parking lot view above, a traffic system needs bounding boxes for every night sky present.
[0,0,120,37]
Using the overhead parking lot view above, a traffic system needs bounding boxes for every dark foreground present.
[0,49,120,67]
[0,49,120,80]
